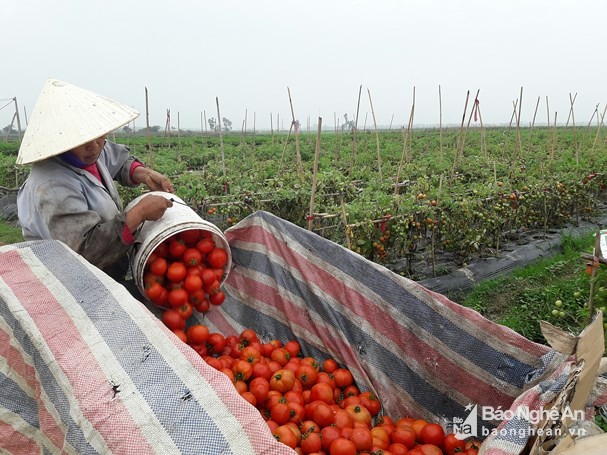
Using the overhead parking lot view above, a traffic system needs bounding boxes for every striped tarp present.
[197,211,607,455]
[0,240,295,454]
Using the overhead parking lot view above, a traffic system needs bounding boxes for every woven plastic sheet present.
[197,211,607,455]
[0,240,294,455]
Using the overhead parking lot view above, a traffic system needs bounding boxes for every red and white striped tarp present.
[199,211,607,455]
[0,239,295,455]
[1,210,606,454]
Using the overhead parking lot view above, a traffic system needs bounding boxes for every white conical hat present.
[16,79,139,164]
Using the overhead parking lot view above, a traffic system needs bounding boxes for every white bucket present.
[125,191,232,305]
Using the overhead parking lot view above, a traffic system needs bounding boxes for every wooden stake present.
[340,195,352,250]
[367,88,383,182]
[568,93,579,164]
[145,87,153,167]
[516,86,523,158]
[350,85,362,175]
[546,96,550,128]
[566,92,577,127]
[270,112,274,145]
[216,97,227,182]
[287,87,304,177]
[529,96,540,149]
[592,102,607,152]
[394,87,416,195]
[308,117,323,230]
[439,85,443,161]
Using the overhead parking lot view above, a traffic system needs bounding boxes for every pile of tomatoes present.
[142,229,229,327]
[160,320,481,455]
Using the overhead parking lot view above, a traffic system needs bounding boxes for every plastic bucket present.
[125,191,232,306]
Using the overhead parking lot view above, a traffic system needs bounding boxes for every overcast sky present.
[3,0,606,132]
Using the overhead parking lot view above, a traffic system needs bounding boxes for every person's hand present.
[132,166,174,193]
[125,195,173,232]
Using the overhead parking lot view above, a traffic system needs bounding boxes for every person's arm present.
[130,165,175,193]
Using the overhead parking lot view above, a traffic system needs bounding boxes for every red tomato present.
[312,401,335,428]
[207,247,228,268]
[172,329,187,343]
[321,425,342,451]
[161,309,186,331]
[183,248,203,267]
[444,433,466,455]
[145,282,164,301]
[329,437,356,455]
[179,229,201,246]
[295,364,318,389]
[196,237,216,254]
[232,359,253,382]
[175,302,193,320]
[359,391,381,417]
[349,426,373,452]
[240,346,262,364]
[272,424,298,449]
[168,237,187,258]
[344,404,372,428]
[389,442,411,455]
[168,288,189,307]
[322,358,339,373]
[333,368,354,388]
[391,425,416,448]
[167,262,187,283]
[300,430,322,454]
[184,274,203,293]
[186,324,209,345]
[154,242,169,258]
[201,268,217,286]
[209,290,226,306]
[206,332,227,355]
[270,369,296,393]
[149,257,168,276]
[310,382,335,404]
[419,423,445,447]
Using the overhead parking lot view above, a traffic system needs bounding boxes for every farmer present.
[16,79,174,280]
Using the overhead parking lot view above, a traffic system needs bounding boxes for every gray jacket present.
[17,141,141,270]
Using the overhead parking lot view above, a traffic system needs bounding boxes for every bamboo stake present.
[394,87,416,195]
[277,121,294,175]
[476,103,487,159]
[516,86,523,158]
[308,117,323,230]
[529,96,540,149]
[550,112,558,159]
[451,90,470,179]
[565,92,577,127]
[569,93,579,164]
[508,99,518,129]
[340,195,352,250]
[439,85,443,161]
[145,87,153,167]
[546,96,550,128]
[204,110,208,136]
[270,112,274,145]
[592,102,607,152]
[216,97,226,182]
[287,87,304,177]
[350,85,362,175]
[367,88,383,182]
[389,113,394,131]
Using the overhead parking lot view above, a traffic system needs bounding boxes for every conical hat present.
[16,79,139,164]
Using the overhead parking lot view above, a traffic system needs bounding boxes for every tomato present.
[152,287,169,307]
[320,425,342,451]
[168,288,189,307]
[342,385,359,398]
[182,248,203,267]
[249,378,270,404]
[295,364,318,389]
[391,425,416,448]
[273,424,298,449]
[145,282,164,301]
[300,430,322,454]
[416,444,443,455]
[196,237,216,254]
[206,332,226,355]
[411,419,429,442]
[200,268,216,285]
[419,423,445,447]
[271,348,291,366]
[270,402,290,425]
[359,391,381,417]
[240,345,262,364]
[161,309,186,331]
[175,302,193,320]
[204,279,221,295]
[207,246,228,268]
[329,437,356,455]
[172,329,187,343]
[168,237,187,258]
[333,368,354,388]
[149,257,168,276]
[316,372,336,390]
[154,242,169,258]
[310,382,336,405]
[322,358,339,373]
[186,324,209,345]
[179,229,201,246]
[270,369,296,393]
[184,274,203,293]
[143,272,164,287]
[349,426,373,451]
[370,426,390,450]
[312,401,335,428]
[167,262,187,283]
[443,433,466,455]
[284,339,300,358]
[209,290,226,306]
[287,401,305,424]
[344,404,372,428]
[389,442,410,455]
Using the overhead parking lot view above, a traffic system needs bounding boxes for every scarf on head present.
[59,151,102,183]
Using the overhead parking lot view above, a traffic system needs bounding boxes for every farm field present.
[2,124,607,281]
